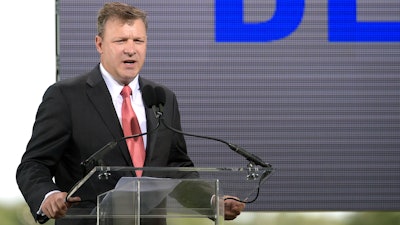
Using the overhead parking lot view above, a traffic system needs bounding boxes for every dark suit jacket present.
[16,64,198,224]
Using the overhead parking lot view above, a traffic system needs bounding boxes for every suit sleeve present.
[16,83,72,219]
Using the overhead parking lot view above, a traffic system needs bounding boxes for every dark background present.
[57,0,400,211]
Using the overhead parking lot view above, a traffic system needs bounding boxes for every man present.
[16,2,245,224]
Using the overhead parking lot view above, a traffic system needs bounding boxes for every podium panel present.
[61,166,273,225]
[97,178,222,225]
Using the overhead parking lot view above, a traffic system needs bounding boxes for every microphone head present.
[141,85,157,108]
[154,86,166,106]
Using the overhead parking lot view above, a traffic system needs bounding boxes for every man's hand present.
[224,195,246,220]
[41,192,81,219]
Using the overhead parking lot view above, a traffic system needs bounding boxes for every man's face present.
[95,18,147,84]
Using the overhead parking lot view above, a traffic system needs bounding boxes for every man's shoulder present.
[43,65,102,98]
[54,65,101,87]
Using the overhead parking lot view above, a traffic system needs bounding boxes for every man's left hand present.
[224,195,246,220]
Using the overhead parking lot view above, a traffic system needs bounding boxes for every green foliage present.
[226,212,400,225]
[0,205,19,225]
[1,202,399,225]
[0,203,55,225]
[0,203,34,225]
[345,211,400,225]
[227,212,346,225]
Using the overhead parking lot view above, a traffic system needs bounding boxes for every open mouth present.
[124,60,136,65]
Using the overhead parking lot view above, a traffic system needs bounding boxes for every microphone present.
[154,86,166,115]
[150,86,272,169]
[80,132,153,175]
[142,85,160,118]
[70,131,153,201]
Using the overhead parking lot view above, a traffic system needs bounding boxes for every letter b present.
[215,0,304,42]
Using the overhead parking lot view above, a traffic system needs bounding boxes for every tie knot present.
[121,85,132,98]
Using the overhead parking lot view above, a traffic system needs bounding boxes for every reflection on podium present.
[62,166,274,225]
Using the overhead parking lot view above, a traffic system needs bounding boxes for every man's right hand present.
[41,192,81,219]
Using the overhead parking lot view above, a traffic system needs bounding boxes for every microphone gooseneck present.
[150,86,272,169]
[159,118,271,168]
[80,125,160,175]
[149,85,273,205]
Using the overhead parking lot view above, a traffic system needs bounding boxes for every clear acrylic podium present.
[62,166,273,225]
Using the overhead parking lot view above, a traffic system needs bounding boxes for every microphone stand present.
[151,85,273,179]
[158,116,272,169]
[146,84,274,204]
[80,122,160,176]
[157,115,274,204]
[66,122,160,202]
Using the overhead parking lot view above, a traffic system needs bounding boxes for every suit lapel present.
[85,65,133,166]
[84,67,162,168]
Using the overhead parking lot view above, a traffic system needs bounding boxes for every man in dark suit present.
[16,2,245,225]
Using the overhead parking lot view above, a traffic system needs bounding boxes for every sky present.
[0,1,55,204]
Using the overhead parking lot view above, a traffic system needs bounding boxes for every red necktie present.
[121,85,145,177]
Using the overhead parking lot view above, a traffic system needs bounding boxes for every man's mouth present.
[123,60,136,64]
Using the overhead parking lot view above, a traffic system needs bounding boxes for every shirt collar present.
[100,63,140,99]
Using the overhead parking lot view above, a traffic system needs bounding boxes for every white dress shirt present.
[100,63,148,148]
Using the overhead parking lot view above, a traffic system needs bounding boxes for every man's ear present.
[95,35,103,54]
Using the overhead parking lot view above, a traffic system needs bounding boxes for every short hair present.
[97,2,148,37]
